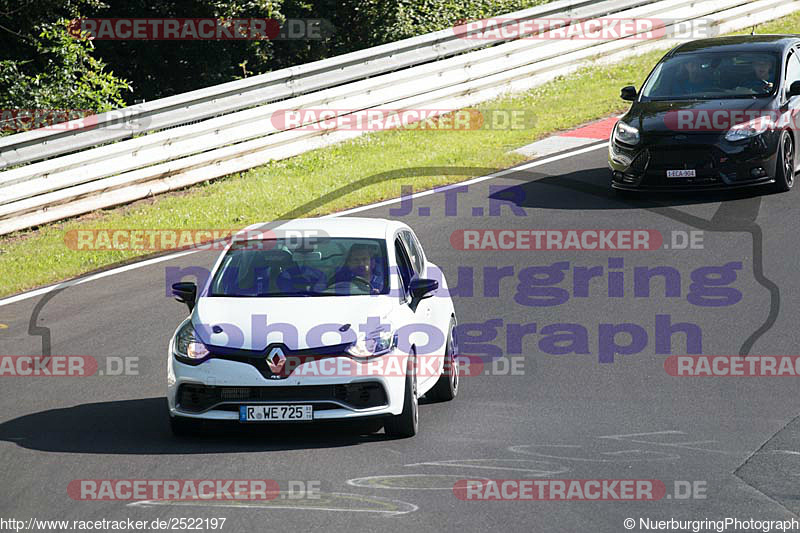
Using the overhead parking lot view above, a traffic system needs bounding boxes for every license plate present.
[666,169,696,178]
[239,405,313,422]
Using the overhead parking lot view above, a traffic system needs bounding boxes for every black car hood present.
[624,98,777,135]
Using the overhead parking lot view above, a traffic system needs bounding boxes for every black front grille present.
[206,343,351,380]
[177,382,388,413]
[646,147,716,171]
[630,150,650,173]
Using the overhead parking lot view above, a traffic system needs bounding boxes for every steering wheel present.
[349,276,371,291]
[327,276,371,294]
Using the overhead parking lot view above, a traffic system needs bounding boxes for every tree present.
[0,0,131,131]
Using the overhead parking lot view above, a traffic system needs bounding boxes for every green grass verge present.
[1,11,798,299]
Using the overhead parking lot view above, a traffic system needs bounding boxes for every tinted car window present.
[641,51,780,100]
[785,52,800,98]
[394,238,414,296]
[209,237,389,296]
[400,230,424,274]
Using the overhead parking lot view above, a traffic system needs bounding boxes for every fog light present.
[613,171,624,180]
[750,167,766,178]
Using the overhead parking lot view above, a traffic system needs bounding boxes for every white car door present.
[396,231,447,391]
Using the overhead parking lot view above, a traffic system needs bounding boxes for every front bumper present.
[608,132,780,191]
[167,351,408,421]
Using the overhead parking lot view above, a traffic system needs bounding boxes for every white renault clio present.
[167,217,458,438]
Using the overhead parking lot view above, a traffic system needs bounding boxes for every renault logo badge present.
[267,347,287,377]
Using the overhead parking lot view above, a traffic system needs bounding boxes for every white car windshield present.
[209,237,389,297]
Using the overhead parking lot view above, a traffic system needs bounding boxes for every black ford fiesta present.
[609,35,800,193]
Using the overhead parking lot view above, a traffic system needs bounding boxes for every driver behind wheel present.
[738,56,775,94]
[331,244,384,294]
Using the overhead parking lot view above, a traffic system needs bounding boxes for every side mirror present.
[620,85,638,101]
[408,278,438,310]
[790,81,800,97]
[171,282,197,312]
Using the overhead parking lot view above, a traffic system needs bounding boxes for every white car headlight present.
[346,329,397,358]
[614,121,640,145]
[725,116,773,142]
[174,319,210,362]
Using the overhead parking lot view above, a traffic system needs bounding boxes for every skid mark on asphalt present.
[128,491,418,515]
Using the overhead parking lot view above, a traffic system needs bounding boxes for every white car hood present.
[192,296,395,351]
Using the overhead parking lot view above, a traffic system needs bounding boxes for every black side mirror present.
[620,85,638,101]
[789,81,800,97]
[171,282,197,312]
[408,278,438,311]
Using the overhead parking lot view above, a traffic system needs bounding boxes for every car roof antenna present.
[750,26,755,36]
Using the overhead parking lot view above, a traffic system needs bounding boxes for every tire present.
[773,130,795,193]
[384,353,418,439]
[169,415,198,437]
[427,318,459,402]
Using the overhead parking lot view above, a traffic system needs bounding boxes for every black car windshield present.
[640,51,780,101]
[209,237,390,297]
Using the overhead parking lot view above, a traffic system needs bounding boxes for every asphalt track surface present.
[2,142,800,532]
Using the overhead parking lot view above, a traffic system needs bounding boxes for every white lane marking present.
[508,444,680,462]
[346,474,490,490]
[0,141,608,309]
[598,431,727,454]
[771,450,800,456]
[0,249,198,308]
[404,458,570,476]
[128,492,418,515]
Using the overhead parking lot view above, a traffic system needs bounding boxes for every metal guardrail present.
[0,0,797,235]
[0,0,620,169]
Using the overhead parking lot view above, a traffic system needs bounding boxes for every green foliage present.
[0,1,131,129]
[1,0,554,106]
[377,0,551,44]
[88,0,280,100]
[0,19,130,111]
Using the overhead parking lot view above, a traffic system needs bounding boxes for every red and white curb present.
[513,116,619,159]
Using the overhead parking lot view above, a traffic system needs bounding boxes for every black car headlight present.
[725,117,773,142]
[173,319,211,363]
[346,329,397,359]
[613,121,640,145]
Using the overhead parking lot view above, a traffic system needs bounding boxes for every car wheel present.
[774,131,795,192]
[384,353,418,439]
[169,415,197,437]
[427,318,458,402]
